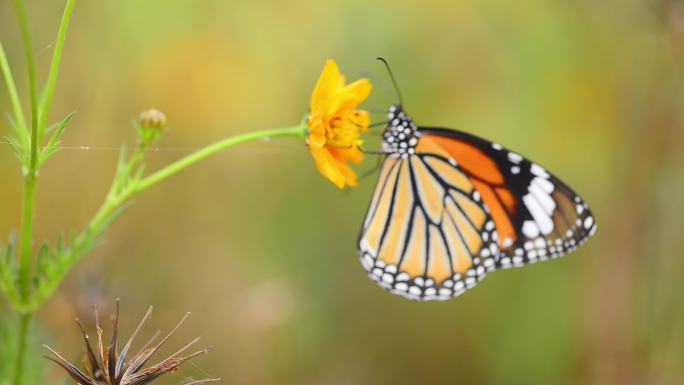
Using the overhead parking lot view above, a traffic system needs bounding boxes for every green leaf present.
[41,120,59,135]
[116,144,129,175]
[5,135,27,165]
[37,0,76,141]
[0,314,49,385]
[28,202,130,312]
[3,113,29,166]
[0,40,27,134]
[132,164,146,185]
[0,240,8,293]
[111,144,132,194]
[0,235,21,307]
[3,112,28,149]
[38,111,74,166]
[34,243,52,281]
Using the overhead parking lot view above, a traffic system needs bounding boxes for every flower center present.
[327,111,366,148]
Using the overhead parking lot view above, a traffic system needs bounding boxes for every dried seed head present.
[44,301,219,385]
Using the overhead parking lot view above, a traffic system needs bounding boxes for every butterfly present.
[357,103,597,301]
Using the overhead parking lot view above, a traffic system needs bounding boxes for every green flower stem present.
[134,124,307,192]
[12,314,31,385]
[18,174,37,296]
[7,2,76,383]
[9,1,40,384]
[102,125,308,252]
[0,41,27,131]
[21,123,308,313]
[11,0,40,303]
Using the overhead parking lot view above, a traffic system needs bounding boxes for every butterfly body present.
[358,105,596,301]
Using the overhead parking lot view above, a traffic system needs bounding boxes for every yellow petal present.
[339,78,373,111]
[310,146,347,189]
[307,115,327,149]
[337,109,371,132]
[334,156,359,187]
[310,60,342,112]
[329,146,364,165]
[306,59,372,189]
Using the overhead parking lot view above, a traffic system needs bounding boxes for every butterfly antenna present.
[376,57,404,106]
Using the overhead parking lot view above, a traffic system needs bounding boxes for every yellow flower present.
[307,60,372,189]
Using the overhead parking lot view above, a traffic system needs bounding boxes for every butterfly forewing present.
[358,153,499,301]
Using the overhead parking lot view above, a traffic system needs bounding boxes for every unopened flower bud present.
[136,108,167,145]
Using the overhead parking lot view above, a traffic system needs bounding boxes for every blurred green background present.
[1,0,683,384]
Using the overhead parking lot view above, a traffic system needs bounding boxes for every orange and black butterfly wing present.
[417,127,597,269]
[358,153,500,301]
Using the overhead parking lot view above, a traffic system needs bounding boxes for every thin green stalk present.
[38,0,76,137]
[12,314,31,385]
[113,144,146,194]
[11,0,40,302]
[0,41,27,131]
[18,175,37,296]
[10,2,41,384]
[10,0,37,129]
[23,124,308,312]
[134,124,307,192]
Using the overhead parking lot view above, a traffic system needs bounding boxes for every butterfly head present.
[383,105,419,157]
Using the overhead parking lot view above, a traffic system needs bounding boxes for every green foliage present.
[0,0,148,318]
[38,112,74,167]
[0,0,117,381]
[0,235,20,305]
[0,315,44,385]
[3,114,28,165]
[3,111,74,170]
[0,1,307,382]
[0,145,141,314]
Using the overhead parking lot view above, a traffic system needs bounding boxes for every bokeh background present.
[1,0,684,384]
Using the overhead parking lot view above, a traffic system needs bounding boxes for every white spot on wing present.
[533,177,554,194]
[530,163,549,178]
[508,152,523,163]
[529,180,556,215]
[522,220,540,238]
[523,194,554,235]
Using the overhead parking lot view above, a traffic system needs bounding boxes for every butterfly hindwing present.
[417,128,597,269]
